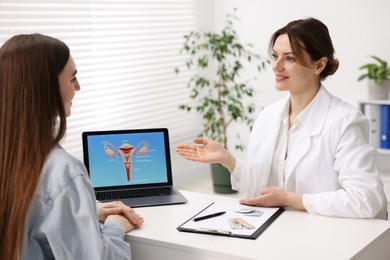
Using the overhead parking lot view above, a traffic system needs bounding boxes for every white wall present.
[174,0,390,186]
[212,0,390,107]
[171,0,216,187]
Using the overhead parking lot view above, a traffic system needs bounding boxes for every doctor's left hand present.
[239,187,305,211]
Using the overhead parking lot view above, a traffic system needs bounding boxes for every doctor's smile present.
[275,74,289,81]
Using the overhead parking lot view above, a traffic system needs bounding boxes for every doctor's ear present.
[313,57,328,75]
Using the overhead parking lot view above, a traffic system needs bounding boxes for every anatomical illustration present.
[103,141,149,181]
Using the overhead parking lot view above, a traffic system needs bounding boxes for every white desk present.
[125,190,390,260]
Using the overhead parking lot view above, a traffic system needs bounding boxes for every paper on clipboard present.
[177,202,284,239]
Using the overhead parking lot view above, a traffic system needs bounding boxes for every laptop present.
[82,128,187,207]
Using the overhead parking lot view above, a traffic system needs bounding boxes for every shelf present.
[359,99,390,105]
[358,100,390,114]
[358,101,390,154]
[378,148,390,155]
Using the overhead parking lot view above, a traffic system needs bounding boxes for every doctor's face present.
[271,34,320,95]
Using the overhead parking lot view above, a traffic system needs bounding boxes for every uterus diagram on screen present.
[103,141,149,181]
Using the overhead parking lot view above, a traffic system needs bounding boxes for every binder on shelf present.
[380,105,390,149]
[365,103,381,148]
[177,202,284,240]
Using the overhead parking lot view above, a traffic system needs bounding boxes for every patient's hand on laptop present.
[97,201,144,229]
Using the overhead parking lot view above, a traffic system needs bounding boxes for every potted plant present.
[175,10,269,193]
[358,55,390,100]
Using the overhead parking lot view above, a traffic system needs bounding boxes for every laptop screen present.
[82,128,172,189]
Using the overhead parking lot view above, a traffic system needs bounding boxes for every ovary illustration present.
[103,141,149,181]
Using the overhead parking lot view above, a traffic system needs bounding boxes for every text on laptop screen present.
[86,131,168,188]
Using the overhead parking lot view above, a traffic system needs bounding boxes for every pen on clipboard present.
[193,211,226,222]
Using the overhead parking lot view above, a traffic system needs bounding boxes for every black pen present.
[193,211,226,222]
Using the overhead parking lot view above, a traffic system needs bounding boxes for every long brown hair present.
[269,17,339,81]
[0,34,69,259]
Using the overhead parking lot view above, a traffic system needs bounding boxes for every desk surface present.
[126,190,390,260]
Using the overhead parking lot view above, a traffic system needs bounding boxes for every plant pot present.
[210,164,237,194]
[368,79,390,100]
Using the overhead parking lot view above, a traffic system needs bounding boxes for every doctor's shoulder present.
[327,95,366,120]
[324,96,369,134]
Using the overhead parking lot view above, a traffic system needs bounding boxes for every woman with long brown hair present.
[0,34,143,259]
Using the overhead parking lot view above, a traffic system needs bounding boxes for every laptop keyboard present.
[95,187,177,200]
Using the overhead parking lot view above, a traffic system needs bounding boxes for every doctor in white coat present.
[176,17,387,219]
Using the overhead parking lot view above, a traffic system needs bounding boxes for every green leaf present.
[358,56,390,82]
[357,74,368,81]
[190,89,199,99]
[371,55,387,68]
[359,64,377,70]
[376,78,385,85]
[178,104,192,112]
[368,68,376,79]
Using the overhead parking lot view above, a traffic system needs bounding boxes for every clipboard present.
[177,202,284,239]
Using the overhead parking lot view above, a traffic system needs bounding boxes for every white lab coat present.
[231,86,387,219]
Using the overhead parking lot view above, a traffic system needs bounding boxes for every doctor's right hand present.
[176,138,236,172]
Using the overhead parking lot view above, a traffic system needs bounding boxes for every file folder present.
[380,105,390,149]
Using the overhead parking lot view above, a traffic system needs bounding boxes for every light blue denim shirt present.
[21,145,131,259]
